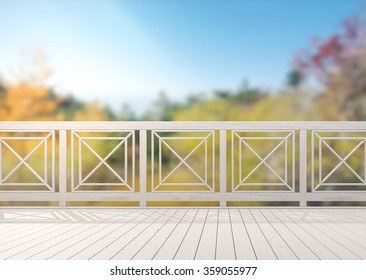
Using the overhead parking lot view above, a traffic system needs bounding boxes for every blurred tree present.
[286,69,304,88]
[103,105,116,120]
[0,84,63,121]
[234,87,266,103]
[56,94,84,120]
[186,92,206,106]
[144,91,170,120]
[73,102,110,121]
[120,102,135,121]
[0,48,114,122]
[0,77,6,94]
[173,99,251,121]
[214,89,231,99]
[295,14,366,120]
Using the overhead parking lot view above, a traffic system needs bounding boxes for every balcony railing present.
[1,121,366,207]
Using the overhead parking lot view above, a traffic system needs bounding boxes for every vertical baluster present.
[0,138,2,183]
[140,130,147,207]
[220,130,227,207]
[59,130,67,207]
[299,130,307,207]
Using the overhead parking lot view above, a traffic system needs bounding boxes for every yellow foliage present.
[173,92,341,122]
[0,84,62,121]
[173,99,253,121]
[73,102,109,121]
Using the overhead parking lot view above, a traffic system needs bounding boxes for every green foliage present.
[0,79,6,96]
[56,94,84,121]
[286,69,304,88]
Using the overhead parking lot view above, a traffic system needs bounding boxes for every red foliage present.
[294,14,366,74]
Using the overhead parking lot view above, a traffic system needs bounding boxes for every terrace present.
[0,121,365,260]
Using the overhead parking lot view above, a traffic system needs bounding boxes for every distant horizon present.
[0,0,363,114]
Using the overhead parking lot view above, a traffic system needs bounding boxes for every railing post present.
[299,130,307,207]
[59,130,67,207]
[220,130,227,207]
[139,130,147,207]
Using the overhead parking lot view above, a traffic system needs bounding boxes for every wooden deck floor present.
[0,208,365,260]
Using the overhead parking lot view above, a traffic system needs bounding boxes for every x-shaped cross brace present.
[75,138,127,190]
[316,139,365,190]
[1,139,47,186]
[237,139,291,190]
[159,139,207,186]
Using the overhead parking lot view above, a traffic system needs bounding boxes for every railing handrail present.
[1,121,366,130]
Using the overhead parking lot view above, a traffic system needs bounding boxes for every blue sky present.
[0,0,363,113]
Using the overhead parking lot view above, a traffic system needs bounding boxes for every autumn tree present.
[0,84,63,121]
[295,14,366,120]
[0,48,112,121]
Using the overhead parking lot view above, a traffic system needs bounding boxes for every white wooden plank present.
[250,209,298,260]
[300,209,366,232]
[0,223,37,237]
[271,209,338,259]
[310,209,366,245]
[301,209,366,237]
[84,209,143,221]
[229,209,256,260]
[62,210,94,222]
[239,209,277,260]
[48,210,147,259]
[0,223,23,233]
[174,209,208,260]
[27,223,108,260]
[19,209,128,260]
[325,208,366,218]
[281,209,359,260]
[195,209,218,260]
[216,209,235,260]
[0,224,67,259]
[289,209,366,259]
[48,224,124,260]
[79,211,101,221]
[112,209,179,259]
[70,209,158,260]
[311,209,366,223]
[153,209,198,260]
[319,209,366,235]
[132,209,187,260]
[91,209,168,260]
[309,211,366,251]
[260,209,318,260]
[0,223,57,251]
[3,223,84,259]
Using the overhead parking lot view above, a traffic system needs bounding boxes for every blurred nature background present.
[1,0,366,206]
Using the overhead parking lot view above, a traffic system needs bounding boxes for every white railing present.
[1,121,366,207]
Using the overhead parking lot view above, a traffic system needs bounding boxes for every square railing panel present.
[232,131,295,192]
[0,131,55,192]
[312,131,366,191]
[71,130,135,192]
[151,130,215,192]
